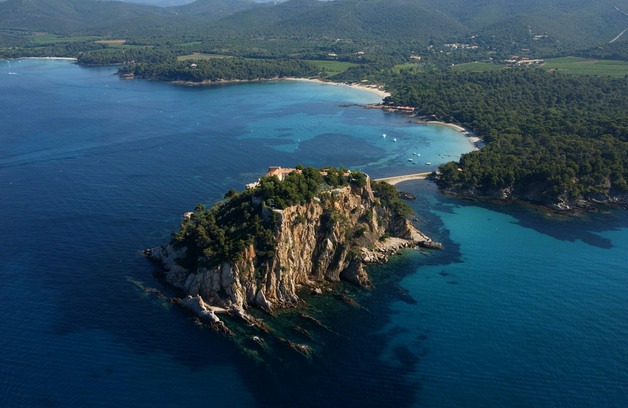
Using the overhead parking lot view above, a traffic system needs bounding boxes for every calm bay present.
[1,59,627,407]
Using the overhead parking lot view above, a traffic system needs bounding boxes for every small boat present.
[425,162,432,165]
[382,133,386,138]
[407,158,414,162]
[393,138,397,142]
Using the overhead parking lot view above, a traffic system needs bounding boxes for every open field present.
[94,39,126,45]
[306,60,358,77]
[31,34,104,44]
[390,62,426,74]
[542,57,628,77]
[177,53,232,61]
[30,34,148,49]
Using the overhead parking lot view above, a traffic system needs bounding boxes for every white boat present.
[393,138,397,142]
[408,158,414,162]
[382,133,386,138]
[425,162,432,165]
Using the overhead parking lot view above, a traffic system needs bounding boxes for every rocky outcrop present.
[441,183,628,212]
[147,176,440,323]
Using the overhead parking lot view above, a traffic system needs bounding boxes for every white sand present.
[285,78,391,99]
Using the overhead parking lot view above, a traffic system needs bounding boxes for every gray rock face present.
[148,178,440,315]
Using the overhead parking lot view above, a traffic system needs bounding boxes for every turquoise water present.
[378,182,628,407]
[1,59,627,407]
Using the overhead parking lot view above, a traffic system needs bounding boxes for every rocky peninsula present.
[145,166,440,357]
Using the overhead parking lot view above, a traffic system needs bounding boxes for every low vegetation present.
[305,60,359,78]
[542,57,628,77]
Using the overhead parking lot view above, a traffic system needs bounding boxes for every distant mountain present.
[174,0,258,16]
[208,0,628,46]
[0,0,175,34]
[209,0,466,41]
[111,0,195,6]
[446,0,628,45]
[109,0,278,4]
[1,0,626,48]
[0,0,257,34]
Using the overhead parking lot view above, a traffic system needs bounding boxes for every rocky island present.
[145,166,440,359]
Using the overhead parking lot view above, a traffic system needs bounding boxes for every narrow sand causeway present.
[375,172,432,185]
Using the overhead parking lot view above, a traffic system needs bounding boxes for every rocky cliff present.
[146,167,440,326]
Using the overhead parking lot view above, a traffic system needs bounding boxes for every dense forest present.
[117,58,319,82]
[385,69,628,208]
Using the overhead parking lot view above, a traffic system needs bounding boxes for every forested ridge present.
[386,69,628,209]
[3,0,628,61]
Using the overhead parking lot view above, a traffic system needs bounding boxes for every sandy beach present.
[292,78,485,150]
[285,77,391,99]
[167,77,390,100]
[23,57,78,61]
[294,80,486,150]
[414,120,485,150]
[375,172,432,185]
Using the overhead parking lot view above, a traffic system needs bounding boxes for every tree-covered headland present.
[385,69,628,209]
[171,166,410,271]
[117,58,319,82]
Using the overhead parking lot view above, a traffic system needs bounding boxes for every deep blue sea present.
[1,59,627,407]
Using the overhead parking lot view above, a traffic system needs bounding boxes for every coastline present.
[285,79,483,150]
[375,172,432,185]
[159,76,390,100]
[99,62,481,152]
[284,77,391,100]
[22,57,78,61]
[412,119,484,150]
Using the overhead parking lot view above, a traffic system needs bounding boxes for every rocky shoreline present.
[145,215,441,318]
[143,171,442,359]
[439,185,628,215]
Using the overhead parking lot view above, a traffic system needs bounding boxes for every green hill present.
[0,0,176,34]
[210,0,466,41]
[1,0,627,48]
[173,0,258,16]
[205,0,628,47]
[0,0,255,35]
